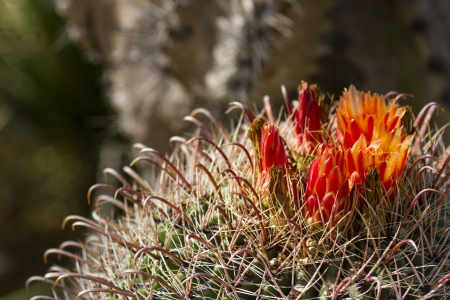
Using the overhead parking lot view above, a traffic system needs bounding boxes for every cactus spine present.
[30,83,450,299]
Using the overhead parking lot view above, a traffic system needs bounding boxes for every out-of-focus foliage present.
[0,0,110,297]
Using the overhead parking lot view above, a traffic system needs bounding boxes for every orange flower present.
[303,144,350,226]
[258,123,288,189]
[337,86,412,194]
[346,129,412,194]
[337,85,408,148]
[291,82,323,154]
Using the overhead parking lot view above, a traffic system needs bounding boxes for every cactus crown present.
[29,83,450,299]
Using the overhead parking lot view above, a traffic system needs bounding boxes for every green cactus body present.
[30,84,450,300]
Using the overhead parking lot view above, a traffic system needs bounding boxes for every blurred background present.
[1,0,450,299]
[0,0,114,298]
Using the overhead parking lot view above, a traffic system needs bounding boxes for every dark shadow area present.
[0,0,112,297]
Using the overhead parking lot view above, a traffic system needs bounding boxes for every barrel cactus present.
[29,82,450,299]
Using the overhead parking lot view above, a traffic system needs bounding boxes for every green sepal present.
[260,269,291,298]
[186,202,209,226]
[347,282,373,300]
[191,282,220,300]
[166,228,186,250]
[292,264,318,299]
[235,281,259,300]
[157,223,167,246]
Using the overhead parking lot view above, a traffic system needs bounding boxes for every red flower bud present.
[303,144,350,226]
[291,82,323,154]
[258,123,288,190]
[260,123,288,172]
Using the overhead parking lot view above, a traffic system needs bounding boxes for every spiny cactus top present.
[30,82,450,300]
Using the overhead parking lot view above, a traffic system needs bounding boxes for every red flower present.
[260,123,288,172]
[291,81,323,154]
[303,144,350,226]
[258,123,288,191]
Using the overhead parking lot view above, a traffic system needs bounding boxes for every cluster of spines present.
[28,83,450,300]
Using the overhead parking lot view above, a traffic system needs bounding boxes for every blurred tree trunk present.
[54,0,450,148]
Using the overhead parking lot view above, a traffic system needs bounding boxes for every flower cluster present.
[256,83,412,227]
